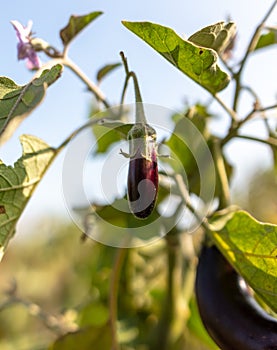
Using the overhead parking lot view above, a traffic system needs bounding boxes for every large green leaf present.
[60,12,103,46]
[0,64,62,145]
[210,209,277,313]
[122,21,230,94]
[49,324,112,350]
[0,135,56,258]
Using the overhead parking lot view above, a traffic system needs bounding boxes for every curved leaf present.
[0,64,62,145]
[210,210,277,313]
[122,21,230,94]
[0,135,56,258]
[60,12,103,46]
[96,62,121,83]
[188,21,236,54]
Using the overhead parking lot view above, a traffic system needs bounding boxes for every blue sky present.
[1,0,276,237]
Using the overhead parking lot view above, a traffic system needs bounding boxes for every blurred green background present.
[1,168,276,349]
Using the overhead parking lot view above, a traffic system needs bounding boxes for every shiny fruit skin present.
[195,245,277,350]
[127,123,158,219]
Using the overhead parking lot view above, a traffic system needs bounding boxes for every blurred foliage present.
[240,169,277,225]
[0,218,216,350]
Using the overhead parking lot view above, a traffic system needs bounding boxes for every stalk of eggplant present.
[120,53,159,219]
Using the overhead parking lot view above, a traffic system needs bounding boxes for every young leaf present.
[0,135,56,259]
[96,63,121,83]
[0,64,62,145]
[92,122,133,153]
[122,21,230,94]
[188,21,236,55]
[60,12,103,46]
[210,210,277,313]
[255,29,277,50]
[89,106,133,154]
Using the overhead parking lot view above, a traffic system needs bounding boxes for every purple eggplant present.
[127,123,158,219]
[196,245,277,350]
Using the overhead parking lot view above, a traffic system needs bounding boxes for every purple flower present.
[11,20,41,70]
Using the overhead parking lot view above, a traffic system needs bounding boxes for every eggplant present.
[127,123,158,219]
[195,245,277,350]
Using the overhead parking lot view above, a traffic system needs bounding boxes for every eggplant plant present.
[0,2,276,350]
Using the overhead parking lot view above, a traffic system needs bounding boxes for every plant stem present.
[221,103,277,146]
[109,248,127,350]
[0,295,75,336]
[213,93,237,122]
[62,56,111,109]
[55,117,103,152]
[174,174,211,231]
[232,0,277,111]
[149,232,182,350]
[119,51,147,124]
[236,134,277,148]
[212,138,230,209]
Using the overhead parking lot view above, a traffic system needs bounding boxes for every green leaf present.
[0,64,62,145]
[88,105,133,154]
[0,135,55,258]
[165,106,214,196]
[60,12,103,46]
[122,21,230,94]
[96,63,121,83]
[210,210,277,313]
[49,324,112,350]
[78,302,109,327]
[92,122,133,153]
[255,29,277,50]
[82,184,170,246]
[188,21,236,54]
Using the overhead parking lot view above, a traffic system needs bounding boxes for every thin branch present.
[39,45,111,108]
[232,0,277,111]
[213,93,238,122]
[221,103,277,146]
[256,103,277,114]
[55,118,103,152]
[109,248,127,350]
[243,103,277,124]
[173,174,211,231]
[212,138,231,209]
[0,295,77,336]
[119,51,147,124]
[119,51,132,106]
[62,56,111,109]
[235,134,277,148]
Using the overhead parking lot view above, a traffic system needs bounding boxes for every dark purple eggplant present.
[127,123,158,219]
[195,245,277,350]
